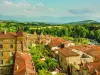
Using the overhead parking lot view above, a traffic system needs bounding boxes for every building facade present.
[0,29,35,75]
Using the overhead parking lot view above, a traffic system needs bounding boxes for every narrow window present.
[0,60,3,64]
[10,60,13,64]
[10,52,13,56]
[0,45,3,48]
[10,40,13,48]
[0,40,3,49]
[10,44,13,48]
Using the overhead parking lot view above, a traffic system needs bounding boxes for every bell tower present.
[16,28,24,52]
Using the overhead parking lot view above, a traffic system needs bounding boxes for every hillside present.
[68,20,100,25]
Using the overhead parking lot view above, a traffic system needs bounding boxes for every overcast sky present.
[0,0,100,23]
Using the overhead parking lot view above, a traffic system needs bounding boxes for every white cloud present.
[4,0,12,5]
[0,0,100,19]
[16,2,31,7]
[36,3,44,7]
[0,0,60,17]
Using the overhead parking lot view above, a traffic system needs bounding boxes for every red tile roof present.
[16,28,23,36]
[0,33,14,38]
[59,48,79,57]
[84,62,100,74]
[48,38,70,47]
[87,50,100,59]
[48,38,61,47]
[69,45,100,59]
[0,31,28,38]
[8,32,17,36]
[14,51,36,75]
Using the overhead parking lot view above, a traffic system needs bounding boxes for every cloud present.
[68,8,94,15]
[4,0,12,5]
[0,0,100,23]
[15,2,31,7]
[36,3,44,7]
[0,0,57,17]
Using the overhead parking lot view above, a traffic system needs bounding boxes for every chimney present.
[4,30,7,34]
[60,42,65,48]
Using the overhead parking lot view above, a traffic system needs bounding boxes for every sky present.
[0,0,100,23]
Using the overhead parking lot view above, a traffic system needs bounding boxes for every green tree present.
[45,58,58,71]
[96,29,100,42]
[38,70,52,75]
[36,61,48,71]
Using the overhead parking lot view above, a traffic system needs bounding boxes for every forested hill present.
[0,20,100,25]
[1,20,100,44]
[66,20,100,25]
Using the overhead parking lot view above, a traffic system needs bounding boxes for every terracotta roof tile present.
[48,37,71,47]
[48,38,61,47]
[69,45,100,59]
[84,62,100,74]
[0,33,14,38]
[16,28,23,36]
[14,51,36,75]
[59,48,79,57]
[8,32,17,36]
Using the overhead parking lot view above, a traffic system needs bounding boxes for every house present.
[14,51,36,75]
[0,28,36,75]
[39,34,53,45]
[47,38,61,50]
[57,38,75,47]
[58,45,96,74]
[70,45,100,62]
[58,48,79,73]
[47,37,75,51]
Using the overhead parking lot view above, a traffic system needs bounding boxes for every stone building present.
[0,28,36,75]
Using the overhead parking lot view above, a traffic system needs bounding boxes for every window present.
[10,60,13,64]
[10,52,13,56]
[0,52,3,57]
[0,69,3,74]
[10,40,13,48]
[81,54,89,58]
[0,40,3,49]
[0,60,3,64]
[0,45,3,48]
[28,42,30,47]
[10,44,13,48]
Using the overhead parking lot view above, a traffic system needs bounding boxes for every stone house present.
[0,28,36,75]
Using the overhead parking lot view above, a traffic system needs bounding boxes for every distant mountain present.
[0,15,60,23]
[68,20,100,24]
[0,15,100,24]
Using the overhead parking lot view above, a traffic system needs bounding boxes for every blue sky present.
[0,0,100,23]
